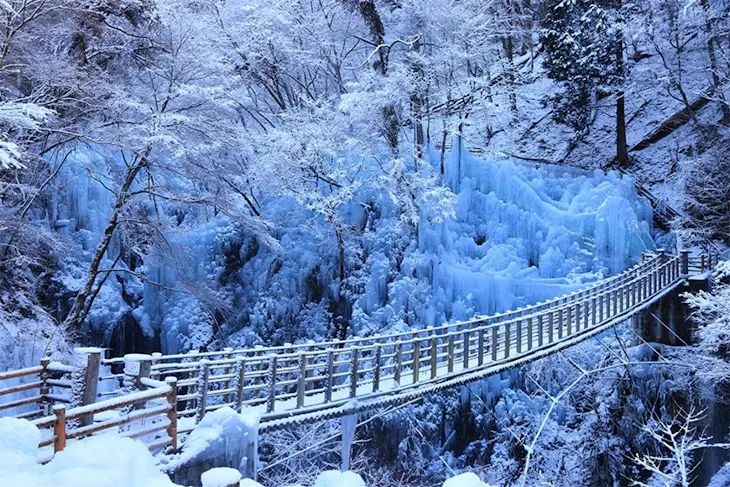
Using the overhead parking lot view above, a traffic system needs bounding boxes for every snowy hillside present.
[1,0,730,485]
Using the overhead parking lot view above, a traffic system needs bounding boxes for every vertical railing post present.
[430,336,438,379]
[599,294,604,321]
[296,352,307,408]
[527,317,533,350]
[680,250,690,277]
[324,349,335,402]
[547,312,554,343]
[349,347,359,398]
[393,343,402,386]
[505,322,511,358]
[185,350,200,412]
[516,319,522,354]
[165,376,178,450]
[52,404,66,454]
[463,330,471,368]
[557,309,564,339]
[591,298,597,326]
[73,347,102,426]
[373,345,382,392]
[413,340,421,383]
[566,306,573,335]
[123,354,152,415]
[491,326,498,361]
[195,359,210,423]
[266,354,277,413]
[477,328,485,366]
[234,356,246,412]
[448,334,455,372]
[39,357,50,416]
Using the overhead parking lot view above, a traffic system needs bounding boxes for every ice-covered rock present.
[163,407,260,487]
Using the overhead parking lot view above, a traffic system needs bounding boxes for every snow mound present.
[442,472,499,487]
[201,467,241,487]
[0,418,178,487]
[313,470,366,487]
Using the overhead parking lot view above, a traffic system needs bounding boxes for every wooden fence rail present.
[96,249,705,433]
[0,249,713,449]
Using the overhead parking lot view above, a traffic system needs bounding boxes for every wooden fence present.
[95,250,707,431]
[0,250,712,448]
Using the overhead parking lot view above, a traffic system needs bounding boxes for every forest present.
[1,0,730,486]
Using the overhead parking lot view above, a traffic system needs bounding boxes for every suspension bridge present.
[0,249,715,473]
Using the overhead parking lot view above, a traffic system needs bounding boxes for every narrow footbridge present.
[0,251,714,462]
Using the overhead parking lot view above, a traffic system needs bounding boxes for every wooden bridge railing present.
[87,250,704,431]
[0,250,711,448]
[0,350,177,462]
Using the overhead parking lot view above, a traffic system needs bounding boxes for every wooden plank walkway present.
[0,250,714,459]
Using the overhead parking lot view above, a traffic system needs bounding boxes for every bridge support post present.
[72,347,102,427]
[341,413,358,471]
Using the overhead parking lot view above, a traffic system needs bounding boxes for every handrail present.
[103,253,665,366]
[145,251,695,429]
[0,250,706,445]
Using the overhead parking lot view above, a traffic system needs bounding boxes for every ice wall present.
[43,143,656,354]
[412,145,654,321]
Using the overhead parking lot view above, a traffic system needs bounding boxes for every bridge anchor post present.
[341,411,358,471]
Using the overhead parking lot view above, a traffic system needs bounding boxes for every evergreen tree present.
[541,0,629,166]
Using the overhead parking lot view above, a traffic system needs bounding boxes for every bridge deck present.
[1,251,711,459]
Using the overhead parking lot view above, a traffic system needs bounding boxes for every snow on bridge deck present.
[122,250,701,434]
[0,251,712,459]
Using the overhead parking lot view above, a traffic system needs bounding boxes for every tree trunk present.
[616,34,629,167]
[700,0,730,125]
[64,154,147,330]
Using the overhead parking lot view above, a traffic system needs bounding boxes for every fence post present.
[393,343,402,386]
[547,312,554,343]
[266,355,277,413]
[53,404,66,454]
[463,330,471,368]
[123,354,152,415]
[325,350,335,402]
[72,348,102,426]
[373,345,382,392]
[448,334,455,372]
[234,356,246,412]
[492,325,498,361]
[39,357,51,416]
[297,352,307,408]
[349,347,359,398]
[430,336,438,379]
[537,315,543,347]
[516,320,522,354]
[557,309,564,339]
[527,317,533,350]
[680,250,690,276]
[196,360,210,423]
[566,306,573,335]
[591,299,597,326]
[477,328,485,366]
[505,322,511,358]
[413,340,421,383]
[165,376,178,450]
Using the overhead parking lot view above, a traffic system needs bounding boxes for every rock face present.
[162,407,260,487]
